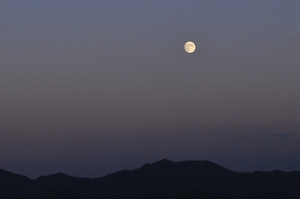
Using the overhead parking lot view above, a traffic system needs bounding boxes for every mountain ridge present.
[1,159,300,199]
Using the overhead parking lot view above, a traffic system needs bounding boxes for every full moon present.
[184,41,196,53]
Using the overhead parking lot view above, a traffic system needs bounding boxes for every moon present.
[184,41,196,53]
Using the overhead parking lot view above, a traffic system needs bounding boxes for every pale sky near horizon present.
[1,1,300,178]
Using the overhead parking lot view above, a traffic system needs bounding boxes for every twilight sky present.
[1,1,300,179]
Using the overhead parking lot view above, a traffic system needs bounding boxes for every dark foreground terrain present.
[1,159,300,199]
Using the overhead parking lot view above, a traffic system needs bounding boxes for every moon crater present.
[184,41,196,53]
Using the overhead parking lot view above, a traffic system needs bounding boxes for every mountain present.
[0,169,32,198]
[1,159,300,199]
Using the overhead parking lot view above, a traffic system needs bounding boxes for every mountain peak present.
[154,158,174,164]
[159,158,172,162]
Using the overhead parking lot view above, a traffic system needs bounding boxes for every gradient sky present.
[1,1,300,179]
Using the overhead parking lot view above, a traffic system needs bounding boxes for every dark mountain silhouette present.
[0,169,32,198]
[1,159,300,199]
